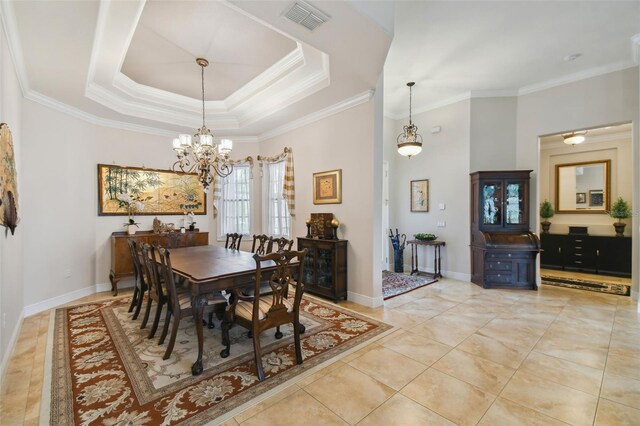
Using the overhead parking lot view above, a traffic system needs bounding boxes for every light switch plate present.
[437,221,446,228]
[439,203,446,210]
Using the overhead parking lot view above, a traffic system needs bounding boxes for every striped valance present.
[257,147,295,217]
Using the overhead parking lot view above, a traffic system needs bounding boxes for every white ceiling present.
[1,1,638,138]
[122,1,296,100]
[385,1,640,119]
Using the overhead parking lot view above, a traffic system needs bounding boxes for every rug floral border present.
[50,296,392,425]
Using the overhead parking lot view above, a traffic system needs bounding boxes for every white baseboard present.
[399,264,471,283]
[632,289,639,304]
[23,285,97,317]
[0,308,24,387]
[347,291,384,308]
[95,281,133,293]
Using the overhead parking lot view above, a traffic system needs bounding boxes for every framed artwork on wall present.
[97,164,207,216]
[576,192,586,204]
[313,169,342,204]
[0,124,19,235]
[410,179,429,212]
[589,189,604,207]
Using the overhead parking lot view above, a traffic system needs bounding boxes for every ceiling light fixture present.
[397,82,423,158]
[171,58,233,192]
[562,131,587,146]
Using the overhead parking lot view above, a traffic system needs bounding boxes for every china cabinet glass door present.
[481,182,503,227]
[505,181,526,226]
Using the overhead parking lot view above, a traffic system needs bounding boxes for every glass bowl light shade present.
[562,131,587,145]
[397,142,422,157]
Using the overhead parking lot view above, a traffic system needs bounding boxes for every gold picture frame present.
[410,179,429,212]
[97,164,207,216]
[313,169,342,204]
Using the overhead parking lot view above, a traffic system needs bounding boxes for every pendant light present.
[397,82,423,158]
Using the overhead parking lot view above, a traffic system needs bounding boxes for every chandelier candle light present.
[397,82,423,158]
[172,58,233,192]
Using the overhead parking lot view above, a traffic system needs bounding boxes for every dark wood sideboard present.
[541,233,631,277]
[109,230,209,295]
[470,170,541,290]
[297,237,348,302]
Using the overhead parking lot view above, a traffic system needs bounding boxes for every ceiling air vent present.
[284,1,329,31]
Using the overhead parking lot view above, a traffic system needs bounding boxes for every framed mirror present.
[555,160,610,213]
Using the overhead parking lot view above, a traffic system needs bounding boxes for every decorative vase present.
[541,221,551,233]
[613,222,626,237]
[127,225,136,235]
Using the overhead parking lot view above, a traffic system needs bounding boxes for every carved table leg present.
[109,273,119,296]
[191,294,207,376]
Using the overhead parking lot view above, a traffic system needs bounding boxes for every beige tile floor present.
[1,278,639,425]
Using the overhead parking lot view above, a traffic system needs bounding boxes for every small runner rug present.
[541,275,630,296]
[382,270,437,299]
[46,295,391,425]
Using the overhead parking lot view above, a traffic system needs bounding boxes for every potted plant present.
[539,200,554,233]
[117,192,144,235]
[609,197,631,237]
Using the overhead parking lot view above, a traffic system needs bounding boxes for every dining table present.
[167,245,280,376]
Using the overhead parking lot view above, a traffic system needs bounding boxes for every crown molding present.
[25,89,176,137]
[518,61,638,96]
[0,0,29,95]
[387,61,639,121]
[258,90,374,141]
[540,130,632,150]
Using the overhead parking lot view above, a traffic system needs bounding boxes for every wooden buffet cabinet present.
[297,237,348,302]
[470,170,541,290]
[109,230,208,295]
[541,233,631,277]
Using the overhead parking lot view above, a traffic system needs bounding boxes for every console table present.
[109,230,209,295]
[408,240,446,279]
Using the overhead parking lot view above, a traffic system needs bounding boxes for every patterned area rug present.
[45,296,391,425]
[541,275,630,296]
[382,270,437,299]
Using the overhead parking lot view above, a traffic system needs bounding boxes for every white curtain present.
[263,161,290,237]
[220,165,251,235]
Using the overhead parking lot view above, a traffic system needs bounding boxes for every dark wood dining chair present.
[251,234,270,255]
[268,237,294,253]
[220,249,307,381]
[127,238,147,320]
[139,243,168,339]
[225,233,243,250]
[156,247,228,360]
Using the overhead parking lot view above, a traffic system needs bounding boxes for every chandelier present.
[397,82,423,158]
[562,131,587,146]
[172,58,233,192]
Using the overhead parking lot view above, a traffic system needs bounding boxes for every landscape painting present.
[98,164,206,215]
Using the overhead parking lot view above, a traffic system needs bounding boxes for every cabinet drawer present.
[487,252,529,260]
[486,261,512,271]
[485,273,512,283]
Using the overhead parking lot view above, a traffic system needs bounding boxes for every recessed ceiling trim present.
[0,0,29,95]
[85,0,330,131]
[86,82,239,129]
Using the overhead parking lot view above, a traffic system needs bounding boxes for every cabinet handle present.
[497,261,501,264]
[558,247,562,254]
[597,250,600,256]
[575,246,582,249]
[508,254,511,257]
[575,239,583,242]
[575,253,582,257]
[575,261,583,264]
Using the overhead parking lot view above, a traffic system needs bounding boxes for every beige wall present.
[516,67,639,299]
[260,101,381,304]
[470,97,518,172]
[539,136,633,236]
[387,100,472,279]
[0,17,24,375]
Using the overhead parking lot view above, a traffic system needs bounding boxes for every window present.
[219,165,251,236]
[263,160,290,237]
